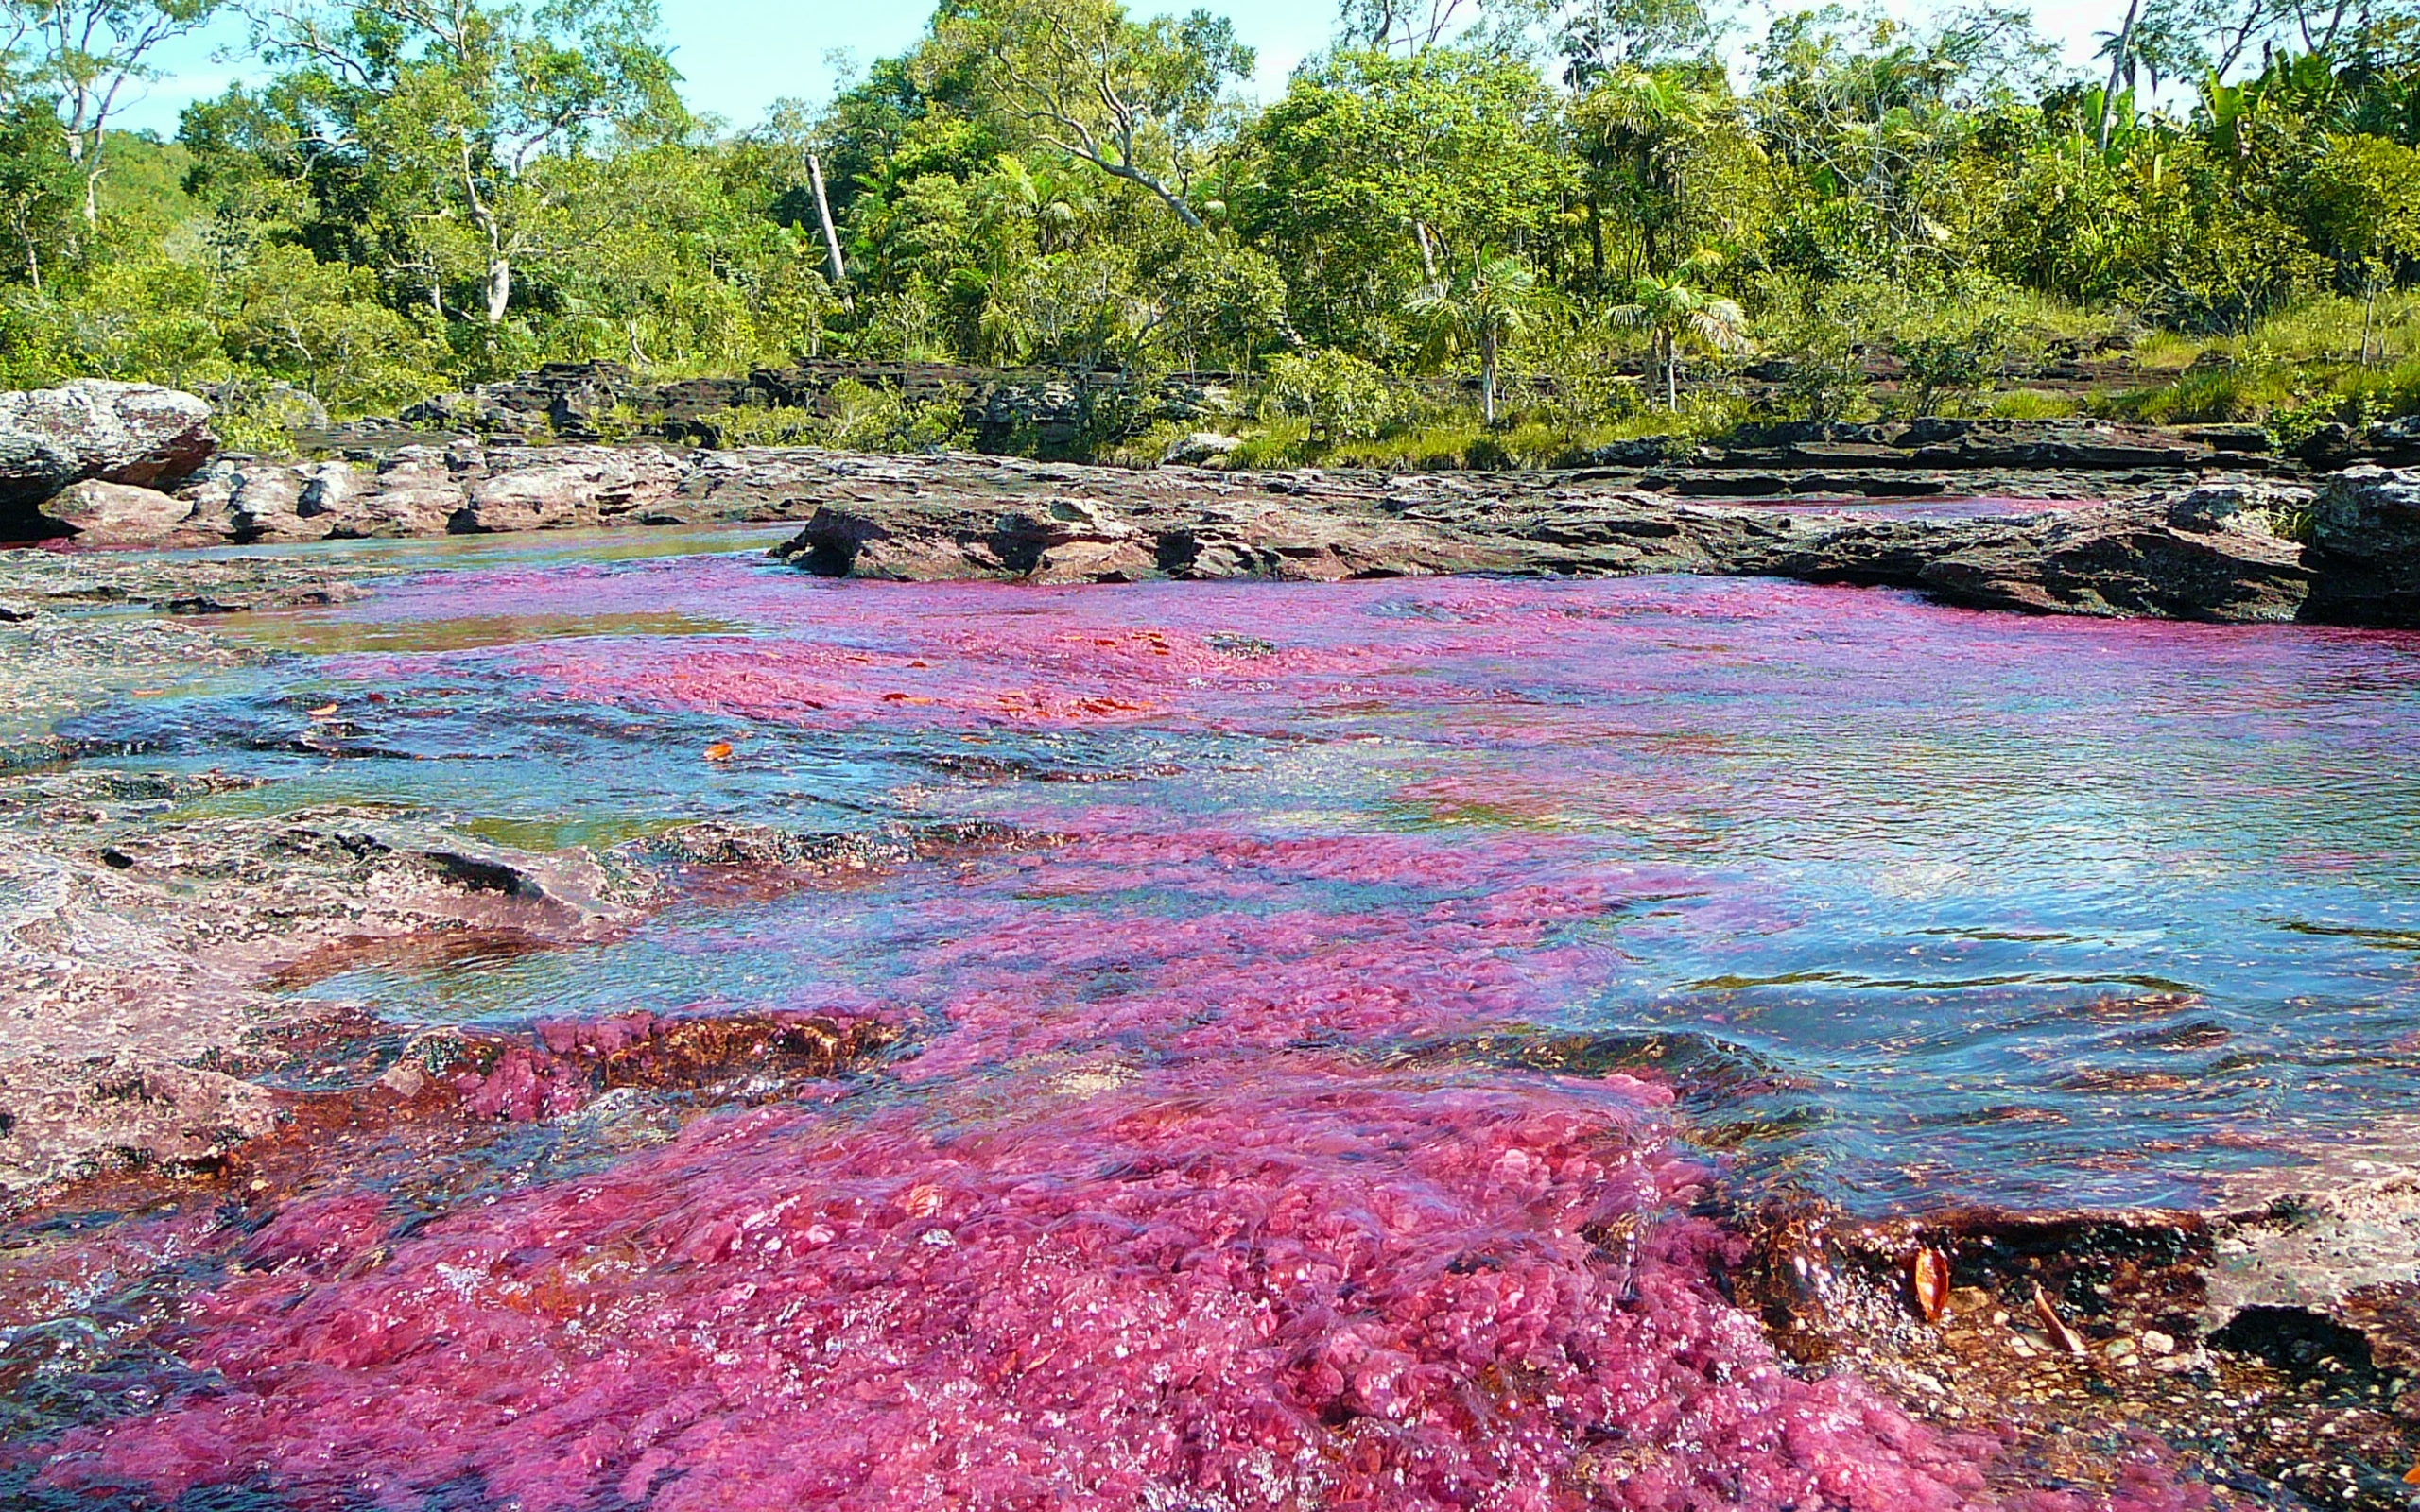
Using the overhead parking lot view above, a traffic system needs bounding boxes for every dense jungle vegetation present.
[2,0,2418,463]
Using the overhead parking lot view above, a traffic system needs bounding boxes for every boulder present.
[2161,479,2313,537]
[229,467,308,541]
[1159,432,1243,468]
[2303,466,2420,627]
[322,450,469,539]
[0,381,216,508]
[40,479,198,546]
[783,497,1160,583]
[2367,415,2420,464]
[456,447,686,533]
[1912,508,2311,623]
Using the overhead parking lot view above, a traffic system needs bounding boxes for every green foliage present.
[1260,348,1397,441]
[704,383,972,452]
[0,0,2418,462]
[1891,321,2018,416]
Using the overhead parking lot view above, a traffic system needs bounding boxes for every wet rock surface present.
[1722,1196,2420,1512]
[2305,466,2420,627]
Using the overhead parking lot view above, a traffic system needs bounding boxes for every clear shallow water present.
[10,537,2420,1511]
[123,546,2420,1211]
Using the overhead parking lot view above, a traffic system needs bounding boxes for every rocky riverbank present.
[1,381,2414,627]
[767,462,2420,627]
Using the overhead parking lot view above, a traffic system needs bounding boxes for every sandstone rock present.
[784,497,1159,583]
[1913,507,2310,622]
[325,447,466,538]
[2176,424,2276,455]
[1160,432,1243,467]
[0,380,216,507]
[457,447,686,533]
[2161,479,2313,536]
[2303,465,2420,627]
[0,1057,281,1194]
[40,478,198,546]
[297,461,362,525]
[230,466,308,541]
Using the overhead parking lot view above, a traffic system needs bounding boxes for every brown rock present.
[457,447,685,533]
[40,478,198,546]
[0,380,216,508]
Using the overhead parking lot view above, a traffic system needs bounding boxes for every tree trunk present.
[807,154,849,293]
[1481,327,1498,425]
[2098,0,2144,154]
[1415,222,1441,284]
[486,257,512,325]
[2362,268,2380,367]
[1587,201,1605,289]
[62,132,99,229]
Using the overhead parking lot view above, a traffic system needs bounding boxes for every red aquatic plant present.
[43,1065,2137,1512]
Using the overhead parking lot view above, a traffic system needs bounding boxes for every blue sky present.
[119,0,2119,137]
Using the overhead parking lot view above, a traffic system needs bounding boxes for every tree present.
[1,0,222,225]
[1406,252,1545,422]
[2098,0,2145,152]
[1236,45,1566,352]
[1611,249,1745,409]
[237,0,683,326]
[2296,131,2420,360]
[1569,65,1736,283]
[0,99,78,284]
[937,0,1252,232]
[1336,0,1473,55]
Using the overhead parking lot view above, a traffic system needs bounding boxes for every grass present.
[2101,352,2420,431]
[1986,389,2085,420]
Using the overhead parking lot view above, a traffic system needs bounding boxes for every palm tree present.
[1611,252,1749,412]
[1405,255,1547,425]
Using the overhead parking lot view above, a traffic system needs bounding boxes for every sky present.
[117,0,2125,139]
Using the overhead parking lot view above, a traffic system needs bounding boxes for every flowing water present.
[7,526,2420,1511]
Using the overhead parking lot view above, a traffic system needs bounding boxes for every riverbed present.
[4,526,2417,1509]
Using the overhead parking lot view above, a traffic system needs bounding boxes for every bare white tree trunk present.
[807,154,848,291]
[486,256,512,325]
[1481,325,1497,425]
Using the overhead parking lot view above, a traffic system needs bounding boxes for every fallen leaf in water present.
[704,742,735,762]
[308,703,339,718]
[1910,1247,1951,1323]
[2031,1282,2090,1358]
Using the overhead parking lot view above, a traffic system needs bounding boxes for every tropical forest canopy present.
[2,0,2418,448]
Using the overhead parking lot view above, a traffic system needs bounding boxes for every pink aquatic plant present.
[30,563,2393,1510]
[45,1065,2141,1512]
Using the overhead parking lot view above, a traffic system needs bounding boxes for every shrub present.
[1259,350,1397,442]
